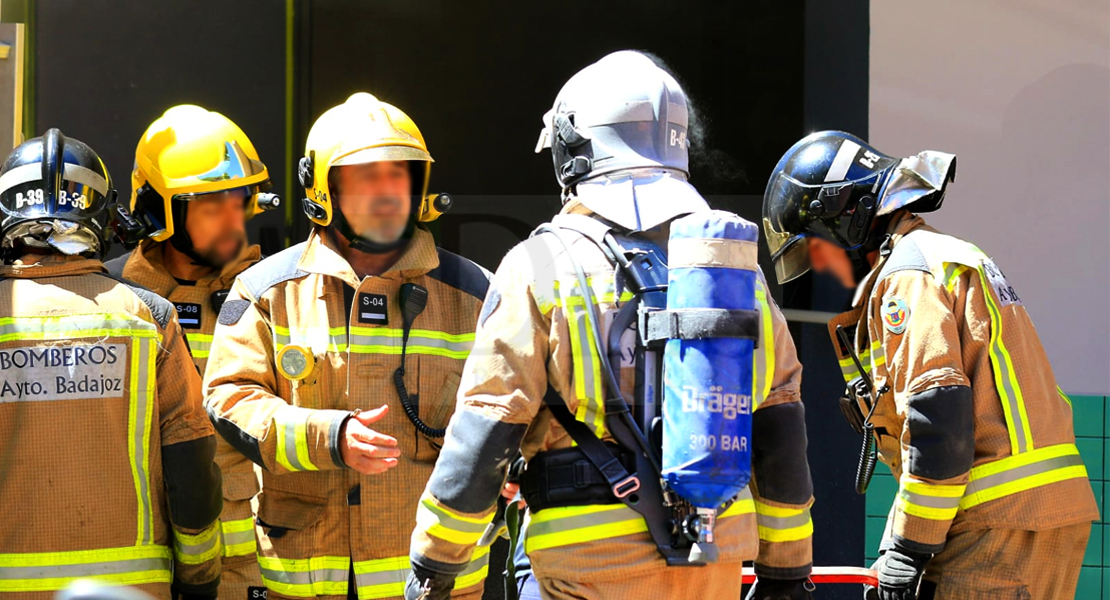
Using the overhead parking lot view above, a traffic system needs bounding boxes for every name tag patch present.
[175,302,203,329]
[0,343,128,402]
[358,293,388,325]
[982,259,1022,307]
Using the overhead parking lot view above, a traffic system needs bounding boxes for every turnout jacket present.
[410,203,815,586]
[0,255,222,599]
[106,240,264,597]
[204,226,490,600]
[830,212,1098,555]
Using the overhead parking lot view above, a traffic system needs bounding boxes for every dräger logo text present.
[679,385,751,419]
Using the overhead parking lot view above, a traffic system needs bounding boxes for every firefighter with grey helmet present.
[407,50,815,600]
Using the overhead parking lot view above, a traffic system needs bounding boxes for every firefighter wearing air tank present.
[0,130,223,599]
[407,51,814,600]
[203,93,491,600]
[762,131,1098,600]
[105,105,278,600]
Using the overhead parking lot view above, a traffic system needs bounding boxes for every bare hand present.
[340,405,401,475]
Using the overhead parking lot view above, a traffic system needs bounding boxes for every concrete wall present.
[870,0,1110,395]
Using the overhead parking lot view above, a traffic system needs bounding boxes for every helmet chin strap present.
[168,201,217,268]
[332,200,415,255]
[846,216,892,288]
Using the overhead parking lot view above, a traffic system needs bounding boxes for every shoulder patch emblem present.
[882,296,910,335]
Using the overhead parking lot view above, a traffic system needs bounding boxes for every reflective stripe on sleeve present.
[258,555,350,597]
[896,479,965,521]
[173,522,223,565]
[961,443,1088,510]
[274,405,319,472]
[0,545,172,592]
[753,282,775,409]
[837,340,883,384]
[352,546,489,600]
[220,517,257,558]
[415,498,491,546]
[755,500,813,542]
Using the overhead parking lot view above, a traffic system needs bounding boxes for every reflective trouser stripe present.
[525,488,756,553]
[0,545,172,592]
[258,555,350,597]
[353,546,490,600]
[221,518,258,558]
[974,267,1033,454]
[184,332,212,359]
[961,443,1088,510]
[896,479,965,521]
[755,501,813,542]
[416,498,491,546]
[274,405,318,472]
[174,522,223,565]
[753,282,775,409]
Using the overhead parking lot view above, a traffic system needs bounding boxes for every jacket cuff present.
[891,477,962,553]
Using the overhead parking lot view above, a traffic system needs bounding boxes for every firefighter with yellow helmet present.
[203,92,491,600]
[105,104,278,600]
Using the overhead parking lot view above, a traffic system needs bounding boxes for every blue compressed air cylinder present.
[662,210,757,508]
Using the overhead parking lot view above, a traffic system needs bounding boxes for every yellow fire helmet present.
[130,104,277,243]
[299,92,449,228]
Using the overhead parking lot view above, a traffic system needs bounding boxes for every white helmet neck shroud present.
[536,51,708,231]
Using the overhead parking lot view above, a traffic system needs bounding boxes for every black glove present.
[867,547,931,600]
[745,577,814,600]
[404,564,456,600]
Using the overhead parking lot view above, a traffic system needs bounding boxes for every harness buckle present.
[612,475,641,499]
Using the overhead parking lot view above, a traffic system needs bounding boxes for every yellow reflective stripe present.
[753,283,775,409]
[346,344,469,359]
[722,487,756,517]
[755,501,813,542]
[525,504,647,553]
[416,498,491,546]
[1057,386,1072,407]
[185,332,212,359]
[258,555,349,597]
[221,517,257,558]
[453,544,491,592]
[173,522,223,565]
[0,545,172,592]
[896,479,965,521]
[975,268,1033,454]
[273,325,346,354]
[129,337,156,545]
[564,296,607,438]
[943,263,971,292]
[348,327,475,343]
[352,546,489,600]
[837,340,882,384]
[274,406,318,472]
[961,443,1088,510]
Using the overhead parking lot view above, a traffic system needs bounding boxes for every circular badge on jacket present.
[277,344,315,380]
[882,296,910,335]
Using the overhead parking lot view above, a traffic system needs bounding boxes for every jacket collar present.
[126,239,261,295]
[0,254,108,279]
[297,225,440,288]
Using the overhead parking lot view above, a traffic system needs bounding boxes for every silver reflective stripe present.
[0,315,157,338]
[570,304,603,434]
[222,529,255,547]
[347,333,473,355]
[0,162,110,196]
[899,489,961,510]
[259,566,348,586]
[460,552,489,577]
[964,453,1085,497]
[527,506,640,538]
[175,531,220,558]
[134,338,154,545]
[277,408,312,472]
[825,140,861,182]
[0,556,171,580]
[420,500,489,536]
[756,509,811,531]
[355,565,407,589]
